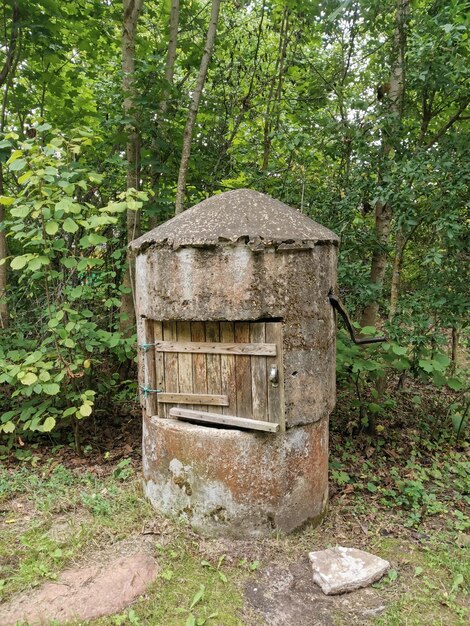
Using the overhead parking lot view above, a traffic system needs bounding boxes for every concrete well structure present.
[130,189,339,538]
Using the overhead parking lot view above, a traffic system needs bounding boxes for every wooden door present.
[142,320,284,430]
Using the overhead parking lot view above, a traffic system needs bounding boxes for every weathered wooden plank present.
[220,322,236,416]
[153,321,165,418]
[169,408,279,433]
[191,322,207,401]
[158,393,228,406]
[143,320,159,417]
[136,317,147,413]
[205,322,222,414]
[250,322,268,421]
[152,341,277,356]
[176,321,193,410]
[266,322,285,431]
[163,321,179,417]
[234,322,252,418]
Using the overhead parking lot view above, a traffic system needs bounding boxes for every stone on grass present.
[309,546,390,595]
[0,553,158,626]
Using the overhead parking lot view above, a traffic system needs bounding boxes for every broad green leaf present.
[0,196,14,205]
[28,256,49,271]
[20,372,38,386]
[10,205,31,218]
[46,221,59,235]
[42,416,56,432]
[42,383,60,396]
[18,171,33,184]
[9,158,27,171]
[392,345,408,356]
[2,421,15,433]
[11,254,33,270]
[418,359,434,373]
[447,378,463,391]
[79,403,92,417]
[61,257,77,268]
[63,218,79,233]
[88,233,107,245]
[432,371,446,387]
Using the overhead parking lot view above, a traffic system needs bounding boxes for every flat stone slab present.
[309,546,390,595]
[0,553,158,625]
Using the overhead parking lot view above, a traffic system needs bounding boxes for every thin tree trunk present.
[451,327,460,369]
[120,0,144,335]
[208,0,266,190]
[0,2,22,330]
[261,8,289,172]
[149,0,180,229]
[388,230,405,320]
[360,0,409,329]
[0,165,8,329]
[160,0,179,118]
[175,0,221,215]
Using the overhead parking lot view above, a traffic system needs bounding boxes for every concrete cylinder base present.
[143,415,329,538]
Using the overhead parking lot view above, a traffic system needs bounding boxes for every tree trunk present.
[160,0,179,118]
[0,166,8,329]
[119,0,144,336]
[388,229,405,320]
[149,0,180,230]
[0,2,22,330]
[175,0,221,215]
[360,0,409,329]
[451,327,460,369]
[261,8,289,172]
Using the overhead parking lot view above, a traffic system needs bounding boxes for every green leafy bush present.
[0,126,147,442]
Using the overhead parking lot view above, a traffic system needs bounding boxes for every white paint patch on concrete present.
[169,458,184,476]
[176,248,194,302]
[285,428,308,454]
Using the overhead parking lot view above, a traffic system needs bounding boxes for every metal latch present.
[269,365,279,386]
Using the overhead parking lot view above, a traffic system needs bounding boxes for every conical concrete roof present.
[130,189,339,252]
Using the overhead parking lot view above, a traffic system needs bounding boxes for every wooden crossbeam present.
[158,393,229,406]
[153,340,277,357]
[169,408,279,433]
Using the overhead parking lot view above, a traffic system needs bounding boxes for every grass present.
[0,403,468,625]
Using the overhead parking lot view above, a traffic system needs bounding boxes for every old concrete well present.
[130,189,339,538]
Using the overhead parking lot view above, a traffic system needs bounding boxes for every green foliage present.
[336,327,468,436]
[0,127,147,440]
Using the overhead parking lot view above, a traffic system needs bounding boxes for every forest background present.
[0,0,468,449]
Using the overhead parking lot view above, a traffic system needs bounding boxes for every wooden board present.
[143,320,158,416]
[176,321,193,410]
[266,321,285,430]
[220,322,236,416]
[250,322,268,420]
[158,393,228,406]
[205,322,222,414]
[162,322,178,417]
[152,340,276,357]
[169,408,279,433]
[153,321,165,417]
[234,322,252,418]
[191,322,207,400]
